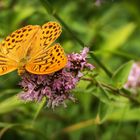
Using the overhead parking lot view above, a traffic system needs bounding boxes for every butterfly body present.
[17,57,29,75]
[0,22,67,76]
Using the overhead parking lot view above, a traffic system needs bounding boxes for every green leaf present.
[107,106,140,121]
[98,102,113,123]
[0,122,47,139]
[40,0,53,14]
[92,86,111,105]
[11,7,35,30]
[112,60,134,89]
[102,22,136,51]
[0,95,23,114]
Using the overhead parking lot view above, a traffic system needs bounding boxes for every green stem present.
[100,82,140,105]
[82,78,140,105]
[94,50,140,61]
[40,0,53,14]
[110,50,140,61]
[53,13,85,47]
[33,97,46,121]
[90,52,112,77]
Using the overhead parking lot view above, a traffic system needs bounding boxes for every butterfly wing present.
[28,22,62,58]
[25,43,67,74]
[25,22,67,75]
[0,49,18,75]
[0,25,40,75]
[0,25,40,61]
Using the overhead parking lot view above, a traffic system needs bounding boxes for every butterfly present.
[0,22,67,75]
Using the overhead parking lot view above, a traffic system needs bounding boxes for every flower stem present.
[39,0,112,77]
[82,78,140,105]
[33,97,46,121]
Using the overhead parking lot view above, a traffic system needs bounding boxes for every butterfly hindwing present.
[25,43,67,74]
[0,51,18,75]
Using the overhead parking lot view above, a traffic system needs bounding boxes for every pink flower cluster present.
[125,62,140,89]
[19,48,94,108]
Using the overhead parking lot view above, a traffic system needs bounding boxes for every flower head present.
[95,0,102,6]
[19,47,94,108]
[125,62,140,89]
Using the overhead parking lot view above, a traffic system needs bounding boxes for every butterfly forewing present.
[41,22,62,48]
[25,43,67,74]
[0,24,40,75]
[0,25,40,61]
[29,22,62,58]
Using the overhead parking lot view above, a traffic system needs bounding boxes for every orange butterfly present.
[0,22,67,75]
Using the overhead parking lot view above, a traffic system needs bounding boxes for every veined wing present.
[25,43,67,74]
[0,25,40,62]
[27,22,62,59]
[0,51,18,75]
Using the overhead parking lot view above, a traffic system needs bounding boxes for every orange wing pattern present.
[29,22,62,58]
[0,22,67,76]
[26,43,67,74]
[0,51,17,75]
[0,25,40,60]
[0,25,40,75]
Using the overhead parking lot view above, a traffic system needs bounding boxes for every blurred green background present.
[0,0,140,140]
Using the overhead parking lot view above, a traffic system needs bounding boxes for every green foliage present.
[0,0,140,140]
[112,60,133,89]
